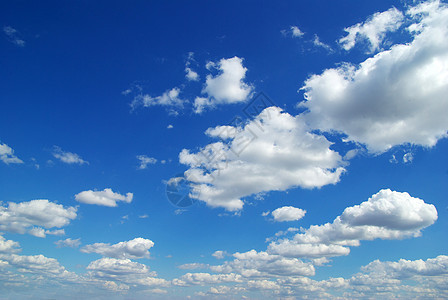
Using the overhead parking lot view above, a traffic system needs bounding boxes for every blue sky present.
[1,0,448,298]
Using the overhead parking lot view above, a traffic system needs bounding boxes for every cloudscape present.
[1,0,447,299]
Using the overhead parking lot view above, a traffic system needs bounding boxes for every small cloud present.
[271,206,306,222]
[282,25,305,38]
[75,188,133,207]
[55,238,81,248]
[0,142,23,164]
[52,146,88,165]
[403,152,414,163]
[136,155,157,169]
[167,124,174,129]
[3,26,25,47]
[261,211,270,217]
[138,214,149,219]
[313,34,333,52]
[212,250,228,259]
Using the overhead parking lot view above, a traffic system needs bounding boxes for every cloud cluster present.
[0,143,23,164]
[0,199,77,237]
[75,188,133,207]
[179,106,345,211]
[301,1,448,153]
[81,238,154,259]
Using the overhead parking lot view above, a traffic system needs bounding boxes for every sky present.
[0,0,448,299]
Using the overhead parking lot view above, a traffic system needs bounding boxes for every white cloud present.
[271,206,306,222]
[212,250,228,260]
[136,155,157,169]
[282,26,304,38]
[178,263,209,270]
[313,34,332,52]
[81,238,154,259]
[268,189,437,258]
[55,238,81,248]
[130,87,186,113]
[178,106,345,211]
[167,124,174,129]
[52,146,88,165]
[0,143,23,164]
[193,56,253,113]
[175,272,243,286]
[0,199,77,237]
[75,188,133,207]
[210,250,315,277]
[185,68,199,81]
[403,152,414,163]
[339,7,404,52]
[301,1,448,153]
[3,26,25,47]
[0,235,21,254]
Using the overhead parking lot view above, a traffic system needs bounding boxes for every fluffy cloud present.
[210,250,315,277]
[185,52,200,81]
[75,188,133,207]
[282,26,304,38]
[0,199,77,237]
[174,272,243,286]
[301,1,448,152]
[136,155,157,169]
[52,146,88,165]
[212,250,228,259]
[0,235,21,254]
[0,143,23,164]
[81,238,154,259]
[268,189,437,258]
[271,206,306,222]
[339,7,404,52]
[55,238,81,248]
[193,57,253,113]
[130,87,185,114]
[178,106,345,211]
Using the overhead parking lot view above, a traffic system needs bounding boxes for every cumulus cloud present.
[55,238,81,248]
[339,7,404,52]
[75,188,133,207]
[301,1,448,153]
[0,235,21,254]
[185,52,200,81]
[178,106,345,211]
[3,26,25,47]
[212,250,228,259]
[282,26,304,38]
[0,200,77,237]
[174,272,243,286]
[81,238,154,259]
[268,189,437,258]
[52,146,88,165]
[193,57,253,113]
[271,206,306,222]
[0,143,23,164]
[136,155,157,169]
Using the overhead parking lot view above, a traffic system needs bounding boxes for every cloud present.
[52,146,88,165]
[271,206,306,222]
[0,235,21,254]
[178,106,345,211]
[193,57,253,113]
[300,1,448,153]
[282,26,304,38]
[75,188,133,207]
[3,26,25,47]
[0,143,23,164]
[0,199,77,237]
[339,7,404,52]
[210,250,315,277]
[212,250,228,259]
[268,189,437,258]
[312,34,333,52]
[55,238,81,248]
[130,87,186,114]
[81,238,154,259]
[178,263,209,270]
[185,52,200,81]
[174,272,243,286]
[136,155,157,169]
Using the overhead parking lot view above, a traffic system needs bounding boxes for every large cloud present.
[268,189,437,258]
[301,1,448,153]
[0,200,77,237]
[81,238,154,259]
[75,188,133,207]
[179,106,345,211]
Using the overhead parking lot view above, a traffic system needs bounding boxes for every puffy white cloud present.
[301,1,448,152]
[136,155,157,169]
[339,7,404,52]
[268,189,437,258]
[0,253,73,278]
[0,235,21,254]
[178,263,209,270]
[212,250,228,259]
[193,56,253,113]
[81,238,154,259]
[175,272,243,286]
[282,26,304,38]
[0,143,23,164]
[52,146,88,165]
[178,106,345,211]
[0,199,77,237]
[210,250,315,277]
[75,188,133,207]
[55,238,81,248]
[185,68,199,81]
[271,206,306,222]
